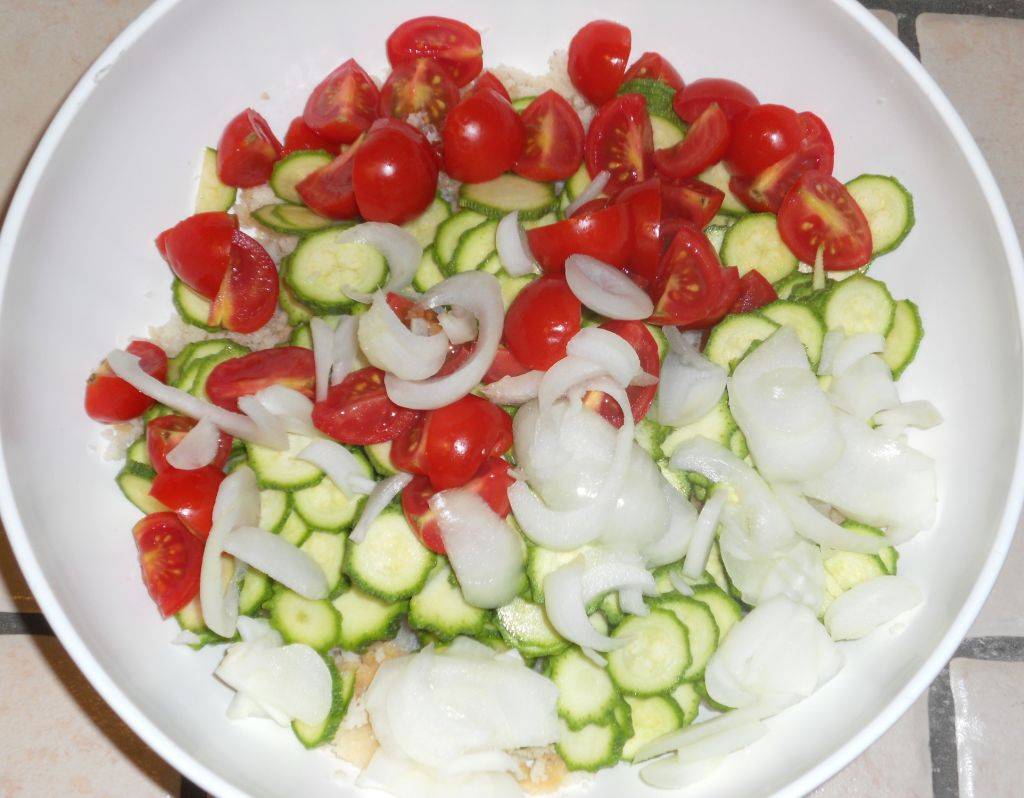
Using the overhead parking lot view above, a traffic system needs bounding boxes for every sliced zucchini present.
[267,589,340,652]
[172,279,218,332]
[600,592,625,626]
[845,174,914,257]
[660,396,737,457]
[301,531,347,598]
[526,546,590,604]
[634,418,668,460]
[651,594,720,682]
[511,96,536,112]
[452,220,498,273]
[670,682,701,726]
[823,521,896,592]
[270,150,333,204]
[365,441,397,477]
[704,223,730,254]
[759,300,827,368]
[523,211,558,230]
[409,563,490,641]
[279,272,314,325]
[115,468,166,514]
[556,719,624,772]
[606,610,690,696]
[882,298,923,379]
[698,162,747,216]
[499,275,535,309]
[259,489,290,534]
[651,115,686,149]
[239,569,273,616]
[289,323,312,348]
[729,427,749,459]
[774,271,814,300]
[331,585,406,651]
[704,312,780,371]
[621,695,685,762]
[167,339,232,383]
[434,210,487,271]
[125,436,153,476]
[292,453,371,532]
[412,245,445,292]
[187,348,249,402]
[277,510,311,547]
[496,596,568,657]
[345,510,435,601]
[822,274,896,337]
[459,174,557,221]
[690,585,743,642]
[658,460,692,500]
[285,230,387,313]
[253,203,339,236]
[292,659,354,748]
[720,213,798,283]
[246,434,324,491]
[565,164,592,200]
[402,195,452,247]
[194,147,237,213]
[549,647,619,730]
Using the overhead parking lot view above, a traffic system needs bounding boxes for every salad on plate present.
[83,14,939,796]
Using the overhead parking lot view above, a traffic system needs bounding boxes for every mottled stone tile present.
[871,9,899,35]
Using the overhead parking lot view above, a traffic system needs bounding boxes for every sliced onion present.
[495,211,537,277]
[824,575,923,641]
[668,569,695,596]
[563,170,610,218]
[543,559,623,651]
[298,439,376,498]
[674,721,768,764]
[874,400,943,435]
[438,307,478,345]
[253,385,317,438]
[105,350,285,449]
[829,332,886,377]
[640,755,722,789]
[567,327,644,387]
[579,551,656,604]
[237,395,289,451]
[565,254,654,320]
[664,327,702,354]
[351,473,414,544]
[358,292,449,381]
[385,272,504,410]
[817,331,844,376]
[537,356,606,410]
[481,371,543,406]
[654,340,727,427]
[619,588,649,617]
[641,480,697,567]
[224,526,328,599]
[774,485,887,554]
[338,222,421,295]
[330,315,359,386]
[829,354,899,421]
[683,488,729,579]
[309,317,334,402]
[166,417,221,470]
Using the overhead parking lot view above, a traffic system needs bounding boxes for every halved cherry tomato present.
[155,212,238,300]
[527,203,633,275]
[568,20,631,105]
[569,198,612,218]
[390,414,430,474]
[353,118,438,224]
[583,320,661,427]
[402,458,514,553]
[483,345,530,384]
[729,140,832,214]
[207,231,279,334]
[468,71,511,102]
[133,512,204,617]
[312,367,422,445]
[146,415,233,475]
[649,223,740,328]
[777,171,873,270]
[503,277,581,370]
[281,117,340,156]
[149,466,224,539]
[85,340,168,423]
[673,77,758,123]
[387,16,483,88]
[513,90,585,182]
[206,347,315,412]
[730,271,778,313]
[725,104,804,179]
[585,93,653,197]
[303,59,379,145]
[296,141,360,220]
[442,88,524,183]
[661,177,725,229]
[799,112,834,174]
[378,58,460,126]
[653,102,730,179]
[424,395,513,490]
[622,52,684,91]
[216,109,282,188]
[615,178,662,285]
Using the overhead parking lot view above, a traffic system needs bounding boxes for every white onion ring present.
[309,317,333,402]
[330,316,360,386]
[543,559,624,651]
[563,170,610,218]
[640,755,722,790]
[565,254,654,320]
[298,439,376,498]
[619,588,650,617]
[224,526,328,599]
[579,552,656,604]
[438,307,478,345]
[773,485,888,554]
[873,400,943,435]
[237,395,289,451]
[166,417,221,470]
[351,473,414,543]
[358,292,449,381]
[684,488,729,579]
[253,386,318,438]
[654,341,727,427]
[496,211,538,277]
[664,327,703,354]
[538,356,606,411]
[567,327,645,387]
[824,575,923,640]
[338,222,421,294]
[480,371,544,406]
[829,332,886,377]
[669,569,695,596]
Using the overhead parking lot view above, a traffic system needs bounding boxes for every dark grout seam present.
[180,776,208,798]
[0,611,53,635]
[865,0,1024,59]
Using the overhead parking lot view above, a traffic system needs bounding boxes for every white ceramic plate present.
[1,1,1022,796]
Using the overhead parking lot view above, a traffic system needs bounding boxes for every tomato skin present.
[622,52,684,91]
[85,340,168,424]
[569,198,611,218]
[313,367,422,445]
[526,203,633,276]
[568,20,631,105]
[653,102,730,179]
[303,59,380,145]
[424,395,513,490]
[387,16,483,88]
[777,171,873,270]
[206,231,279,334]
[649,223,740,328]
[390,415,431,474]
[799,112,834,174]
[206,347,315,412]
[353,118,438,224]
[281,117,340,156]
[483,345,530,384]
[585,93,653,197]
[513,90,585,182]
[661,177,725,230]
[146,415,233,475]
[442,89,525,183]
[673,77,758,123]
[730,271,778,313]
[149,466,225,539]
[725,104,804,180]
[503,277,582,370]
[296,143,360,220]
[155,212,238,300]
[216,109,282,188]
[584,320,661,426]
[378,58,460,125]
[468,71,511,103]
[615,178,662,285]
[133,512,204,617]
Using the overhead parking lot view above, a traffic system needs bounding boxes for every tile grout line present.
[0,610,53,635]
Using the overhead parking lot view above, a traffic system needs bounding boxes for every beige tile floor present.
[0,3,1022,797]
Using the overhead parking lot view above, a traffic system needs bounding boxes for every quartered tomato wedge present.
[216,109,282,188]
[149,466,225,539]
[513,90,585,182]
[313,367,422,445]
[146,415,233,475]
[649,223,740,328]
[730,141,832,214]
[585,93,654,197]
[622,52,684,91]
[503,277,582,370]
[777,171,873,270]
[583,320,661,427]
[378,58,460,125]
[303,59,380,145]
[387,16,483,88]
[133,512,204,617]
[296,141,361,220]
[281,117,339,156]
[442,88,524,183]
[207,231,279,334]
[568,20,631,105]
[799,112,835,174]
[84,340,168,423]
[653,102,730,180]
[569,198,611,218]
[353,118,438,224]
[730,270,778,313]
[155,212,238,300]
[390,414,431,474]
[468,71,511,102]
[526,203,633,275]
[206,347,315,412]
[661,177,725,230]
[725,103,805,180]
[615,178,662,285]
[402,458,514,554]
[483,345,530,383]
[673,77,758,123]
[423,395,514,490]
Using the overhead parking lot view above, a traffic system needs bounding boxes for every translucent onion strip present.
[563,170,610,218]
[166,417,221,470]
[351,473,414,543]
[495,211,537,277]
[565,254,653,320]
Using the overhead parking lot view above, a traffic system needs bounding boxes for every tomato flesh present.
[387,16,483,88]
[353,118,438,224]
[661,177,725,230]
[379,58,460,125]
[313,367,422,445]
[652,102,730,179]
[442,88,524,183]
[149,465,225,539]
[568,20,631,105]
[84,340,168,424]
[585,93,653,197]
[206,347,315,412]
[469,71,511,103]
[777,171,873,270]
[216,109,282,188]
[133,512,204,617]
[147,415,233,475]
[303,59,380,145]
[483,345,530,384]
[649,223,740,328]
[526,203,633,276]
[390,414,431,474]
[673,77,758,123]
[615,178,662,285]
[584,320,661,427]
[513,90,585,182]
[622,52,684,91]
[724,103,804,180]
[207,231,279,334]
[282,117,339,156]
[296,142,360,220]
[155,212,238,300]
[503,277,582,371]
[730,271,778,313]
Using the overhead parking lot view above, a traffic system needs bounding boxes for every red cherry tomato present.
[730,271,778,314]
[423,395,513,490]
[353,118,438,224]
[468,71,511,102]
[146,415,233,475]
[661,177,725,230]
[296,143,360,220]
[206,347,315,412]
[216,109,282,188]
[387,16,483,88]
[799,112,834,174]
[653,102,730,180]
[207,231,279,334]
[378,58,460,126]
[402,458,514,554]
[729,140,832,214]
[133,512,204,617]
[442,89,525,183]
[777,171,873,270]
[513,90,585,182]
[568,20,631,105]
[281,117,340,156]
[569,198,612,218]
[503,277,581,370]
[390,414,431,475]
[155,212,238,300]
[583,320,661,427]
[649,223,740,328]
[585,94,653,197]
[483,345,531,384]
[149,466,224,539]
[615,178,662,285]
[724,104,804,179]
[526,203,633,276]
[303,59,380,145]
[622,52,684,91]
[673,78,758,123]
[85,340,168,424]
[312,367,422,445]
